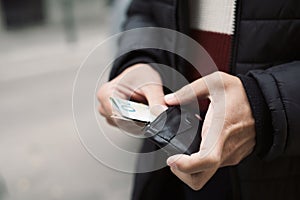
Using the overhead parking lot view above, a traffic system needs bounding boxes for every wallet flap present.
[143,106,202,155]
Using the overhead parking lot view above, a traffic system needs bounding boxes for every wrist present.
[237,74,273,158]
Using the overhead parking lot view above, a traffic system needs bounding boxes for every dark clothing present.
[110,0,300,199]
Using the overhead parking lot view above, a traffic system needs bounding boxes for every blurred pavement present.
[0,1,136,200]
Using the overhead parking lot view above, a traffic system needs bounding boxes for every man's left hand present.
[164,72,256,190]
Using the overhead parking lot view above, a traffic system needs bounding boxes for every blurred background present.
[0,0,136,199]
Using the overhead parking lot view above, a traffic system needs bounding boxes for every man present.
[98,0,300,199]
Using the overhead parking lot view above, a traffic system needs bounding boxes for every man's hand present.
[164,71,256,190]
[97,64,166,132]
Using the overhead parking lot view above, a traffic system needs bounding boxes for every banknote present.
[110,97,157,123]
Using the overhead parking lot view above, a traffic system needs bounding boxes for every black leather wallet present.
[143,106,202,156]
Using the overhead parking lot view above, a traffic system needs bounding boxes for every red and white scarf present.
[189,0,237,72]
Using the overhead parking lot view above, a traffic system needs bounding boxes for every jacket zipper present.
[229,2,242,199]
[175,0,192,80]
[229,0,241,74]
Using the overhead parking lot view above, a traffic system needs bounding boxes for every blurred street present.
[0,1,135,200]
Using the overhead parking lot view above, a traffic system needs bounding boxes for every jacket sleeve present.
[239,61,300,161]
[109,0,175,81]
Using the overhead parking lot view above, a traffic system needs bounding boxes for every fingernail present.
[150,105,168,116]
[171,164,178,171]
[195,114,203,121]
[166,155,179,167]
[164,93,175,102]
[168,161,177,169]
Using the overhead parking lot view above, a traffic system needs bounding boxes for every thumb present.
[142,85,168,116]
[164,78,209,106]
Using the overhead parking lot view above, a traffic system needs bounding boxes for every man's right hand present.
[97,64,166,131]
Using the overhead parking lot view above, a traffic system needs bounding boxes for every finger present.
[167,153,220,174]
[164,78,209,106]
[170,167,201,189]
[98,105,110,118]
[106,118,117,126]
[200,102,214,139]
[102,99,114,117]
[143,85,166,106]
[115,82,147,104]
[99,105,117,126]
[170,167,216,191]
[97,87,115,117]
[99,106,117,127]
[142,85,168,116]
[198,103,225,158]
[99,90,127,118]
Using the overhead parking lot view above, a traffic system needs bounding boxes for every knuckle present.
[177,158,197,173]
[176,161,190,172]
[98,106,106,116]
[98,82,116,99]
[233,154,243,165]
[206,155,220,166]
[228,158,240,166]
[226,155,241,166]
[190,176,204,191]
[177,86,191,99]
[106,118,116,126]
[97,83,108,101]
[190,184,202,191]
[232,158,240,166]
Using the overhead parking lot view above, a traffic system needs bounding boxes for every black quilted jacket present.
[110,0,300,199]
